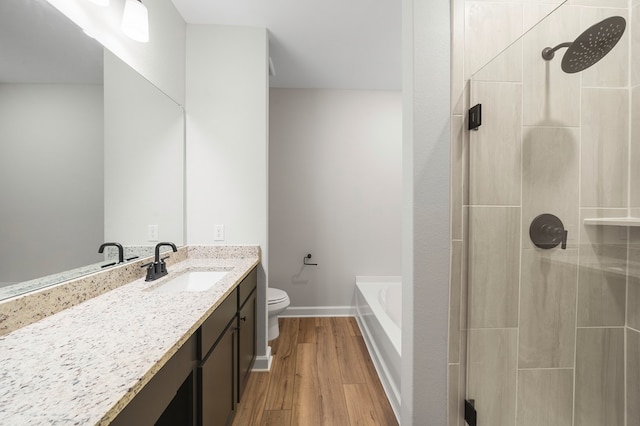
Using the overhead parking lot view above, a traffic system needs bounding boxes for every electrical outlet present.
[148,225,159,242]
[214,224,225,241]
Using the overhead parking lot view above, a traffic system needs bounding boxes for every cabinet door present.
[238,289,256,402]
[200,323,236,426]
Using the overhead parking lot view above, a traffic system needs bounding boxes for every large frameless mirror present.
[0,0,184,301]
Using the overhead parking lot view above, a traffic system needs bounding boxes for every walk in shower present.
[463,1,639,425]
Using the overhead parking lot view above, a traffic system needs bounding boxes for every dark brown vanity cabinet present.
[199,267,257,425]
[199,319,236,425]
[111,334,198,426]
[111,267,257,426]
[237,269,257,402]
[198,284,238,426]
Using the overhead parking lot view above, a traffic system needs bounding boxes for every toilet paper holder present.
[303,254,318,266]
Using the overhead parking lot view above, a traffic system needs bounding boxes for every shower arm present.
[541,42,572,61]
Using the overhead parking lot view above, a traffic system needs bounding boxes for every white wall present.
[402,0,451,424]
[0,83,103,282]
[103,50,184,247]
[46,0,186,104]
[269,88,402,311]
[185,25,269,361]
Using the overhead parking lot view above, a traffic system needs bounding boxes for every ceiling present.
[1,0,401,90]
[171,0,402,90]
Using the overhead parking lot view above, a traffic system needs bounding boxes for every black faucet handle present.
[154,242,178,263]
[144,244,177,282]
[98,242,124,264]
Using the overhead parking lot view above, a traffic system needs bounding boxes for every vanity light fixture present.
[121,0,149,43]
[89,0,110,6]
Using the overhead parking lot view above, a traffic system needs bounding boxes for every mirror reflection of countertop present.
[0,252,259,424]
[0,262,113,300]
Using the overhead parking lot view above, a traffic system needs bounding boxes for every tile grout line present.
[571,36,584,425]
[625,4,632,426]
[514,36,525,424]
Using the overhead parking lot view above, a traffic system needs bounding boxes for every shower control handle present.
[529,213,567,250]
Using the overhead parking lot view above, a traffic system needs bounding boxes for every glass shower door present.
[464,1,635,425]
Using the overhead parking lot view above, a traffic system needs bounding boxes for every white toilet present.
[267,287,290,340]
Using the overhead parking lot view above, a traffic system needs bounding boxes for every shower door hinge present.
[468,104,482,131]
[464,399,477,426]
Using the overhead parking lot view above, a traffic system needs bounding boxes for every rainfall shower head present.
[541,16,626,73]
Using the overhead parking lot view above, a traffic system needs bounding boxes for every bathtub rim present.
[355,276,402,356]
[355,275,401,423]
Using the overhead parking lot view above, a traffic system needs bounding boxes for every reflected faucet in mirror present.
[142,242,178,281]
[98,242,124,264]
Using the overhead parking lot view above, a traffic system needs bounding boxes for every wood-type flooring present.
[232,317,398,426]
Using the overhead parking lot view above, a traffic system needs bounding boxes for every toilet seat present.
[268,288,288,305]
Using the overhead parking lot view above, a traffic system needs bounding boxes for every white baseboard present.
[252,346,272,371]
[279,306,356,317]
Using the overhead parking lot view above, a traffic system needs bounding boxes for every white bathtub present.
[355,276,401,420]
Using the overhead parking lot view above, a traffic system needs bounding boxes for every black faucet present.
[143,242,178,281]
[98,242,124,264]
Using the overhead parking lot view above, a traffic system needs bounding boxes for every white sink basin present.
[151,270,229,293]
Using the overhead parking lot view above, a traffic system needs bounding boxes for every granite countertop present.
[0,255,259,424]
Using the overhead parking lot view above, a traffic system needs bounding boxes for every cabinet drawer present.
[238,268,257,308]
[200,289,237,359]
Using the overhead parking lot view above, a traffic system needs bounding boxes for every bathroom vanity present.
[113,267,257,425]
[0,247,259,425]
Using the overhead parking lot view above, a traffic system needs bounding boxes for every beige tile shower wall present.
[633,5,640,87]
[467,329,517,425]
[521,126,580,249]
[518,249,577,369]
[469,81,522,206]
[568,0,627,8]
[516,369,574,426]
[628,329,640,425]
[468,206,521,329]
[575,328,625,426]
[464,2,523,80]
[633,18,640,418]
[581,88,629,208]
[633,86,640,208]
[629,229,640,426]
[578,208,628,327]
[630,228,640,331]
